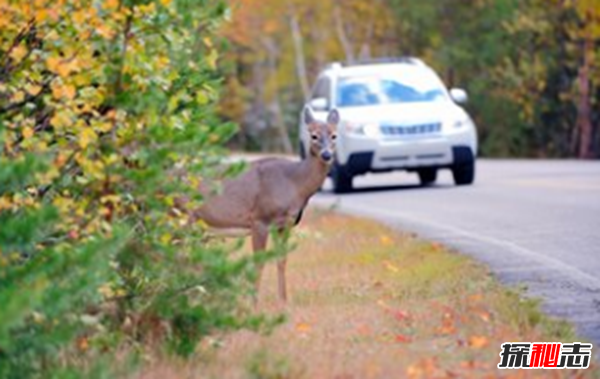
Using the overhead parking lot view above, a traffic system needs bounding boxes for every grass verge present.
[134,209,599,379]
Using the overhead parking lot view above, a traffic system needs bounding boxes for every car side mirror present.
[309,97,328,111]
[450,88,468,104]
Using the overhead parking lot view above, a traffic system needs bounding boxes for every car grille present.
[380,122,441,136]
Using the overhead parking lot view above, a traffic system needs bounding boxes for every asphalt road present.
[311,159,600,344]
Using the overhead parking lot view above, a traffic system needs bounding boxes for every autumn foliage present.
[0,0,272,377]
[221,0,600,158]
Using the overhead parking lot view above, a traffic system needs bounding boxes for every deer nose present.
[320,150,332,162]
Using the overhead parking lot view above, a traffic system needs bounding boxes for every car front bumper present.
[336,129,476,174]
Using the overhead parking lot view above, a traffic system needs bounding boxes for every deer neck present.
[292,154,330,201]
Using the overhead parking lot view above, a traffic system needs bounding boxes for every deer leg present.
[277,257,287,302]
[274,227,291,303]
[251,223,268,299]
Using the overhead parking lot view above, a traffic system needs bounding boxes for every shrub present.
[0,0,277,377]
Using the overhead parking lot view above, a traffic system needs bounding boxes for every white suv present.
[298,58,478,193]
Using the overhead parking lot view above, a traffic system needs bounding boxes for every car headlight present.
[343,121,380,137]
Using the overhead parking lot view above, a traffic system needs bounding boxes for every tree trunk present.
[576,36,593,159]
[333,5,354,63]
[288,13,310,101]
[262,37,293,154]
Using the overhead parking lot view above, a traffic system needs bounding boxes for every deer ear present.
[304,107,315,125]
[327,109,340,125]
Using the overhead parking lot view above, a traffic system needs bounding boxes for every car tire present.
[332,163,353,193]
[418,168,437,186]
[452,160,475,185]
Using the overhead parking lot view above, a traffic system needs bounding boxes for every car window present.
[312,78,330,100]
[336,70,447,107]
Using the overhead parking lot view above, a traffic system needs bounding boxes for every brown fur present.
[195,108,339,302]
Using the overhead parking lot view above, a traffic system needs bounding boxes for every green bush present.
[0,0,279,377]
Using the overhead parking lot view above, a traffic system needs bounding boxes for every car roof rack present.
[323,57,425,71]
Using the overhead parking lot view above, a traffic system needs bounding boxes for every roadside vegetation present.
[0,0,281,377]
[135,210,599,379]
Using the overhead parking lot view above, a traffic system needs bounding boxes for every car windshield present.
[336,70,448,107]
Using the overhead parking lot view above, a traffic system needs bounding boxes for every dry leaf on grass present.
[380,235,394,246]
[383,260,400,273]
[468,335,489,349]
[295,322,311,333]
[395,334,412,343]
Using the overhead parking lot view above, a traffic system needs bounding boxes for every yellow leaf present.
[46,56,61,73]
[10,45,27,61]
[35,8,48,23]
[79,128,97,149]
[0,196,12,211]
[160,0,172,6]
[137,2,156,14]
[50,110,72,130]
[206,49,218,70]
[51,82,76,100]
[72,10,87,25]
[11,90,25,103]
[196,91,209,105]
[25,83,42,96]
[95,121,113,133]
[160,233,172,244]
[57,61,76,78]
[96,24,114,39]
[22,126,34,139]
[63,84,76,100]
[98,283,114,298]
[103,0,119,10]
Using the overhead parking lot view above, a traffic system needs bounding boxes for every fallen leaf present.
[383,260,399,273]
[430,242,442,251]
[406,364,423,379]
[460,360,477,369]
[468,335,489,349]
[393,309,411,322]
[355,323,371,336]
[477,310,491,323]
[295,322,311,333]
[438,324,456,335]
[406,358,439,379]
[437,312,455,335]
[377,299,390,310]
[395,334,412,343]
[380,235,393,246]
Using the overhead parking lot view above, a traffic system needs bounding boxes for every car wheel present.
[332,163,353,193]
[452,160,475,185]
[418,168,437,186]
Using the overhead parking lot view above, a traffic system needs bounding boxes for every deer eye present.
[311,134,319,141]
[331,134,337,140]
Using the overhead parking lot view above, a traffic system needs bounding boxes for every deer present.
[192,107,339,302]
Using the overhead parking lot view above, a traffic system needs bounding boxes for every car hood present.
[336,102,466,125]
